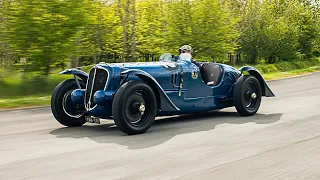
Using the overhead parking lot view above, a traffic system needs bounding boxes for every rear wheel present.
[234,75,262,116]
[112,80,157,135]
[51,79,86,127]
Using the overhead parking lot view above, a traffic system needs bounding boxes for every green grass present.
[0,58,320,110]
[0,95,51,110]
[262,65,320,80]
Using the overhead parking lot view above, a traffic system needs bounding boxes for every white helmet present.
[178,45,193,54]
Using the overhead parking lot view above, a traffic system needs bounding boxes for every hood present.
[110,61,181,73]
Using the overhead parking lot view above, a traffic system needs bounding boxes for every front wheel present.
[112,80,157,135]
[51,79,86,127]
[234,75,262,116]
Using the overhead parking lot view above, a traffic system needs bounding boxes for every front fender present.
[59,69,88,82]
[239,66,275,97]
[121,69,180,112]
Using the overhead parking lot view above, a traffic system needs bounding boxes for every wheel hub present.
[242,81,260,110]
[244,90,257,100]
[244,90,252,100]
[125,91,149,125]
[130,102,141,114]
[130,102,145,115]
[251,93,257,99]
[139,104,145,115]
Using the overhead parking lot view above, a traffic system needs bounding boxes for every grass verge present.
[262,65,320,80]
[0,95,51,110]
[0,59,320,110]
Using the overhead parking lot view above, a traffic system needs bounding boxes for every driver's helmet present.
[178,45,193,54]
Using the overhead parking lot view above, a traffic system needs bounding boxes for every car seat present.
[200,63,223,86]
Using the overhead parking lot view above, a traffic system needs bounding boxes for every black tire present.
[51,79,86,127]
[112,80,157,135]
[234,75,262,116]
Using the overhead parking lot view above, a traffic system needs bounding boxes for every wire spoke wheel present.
[51,79,86,127]
[62,90,85,118]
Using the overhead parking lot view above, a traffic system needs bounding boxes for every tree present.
[164,0,194,53]
[236,0,310,64]
[0,0,13,69]
[0,0,319,73]
[117,0,131,62]
[135,0,167,60]
[3,0,91,75]
[191,0,239,61]
[78,0,122,64]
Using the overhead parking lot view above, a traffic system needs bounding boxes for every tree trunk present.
[20,57,27,78]
[229,53,235,65]
[94,52,98,64]
[70,56,80,68]
[61,62,65,70]
[268,56,275,64]
[96,13,103,62]
[130,0,137,62]
[117,0,130,63]
[236,51,241,64]
[250,48,258,64]
[45,63,50,76]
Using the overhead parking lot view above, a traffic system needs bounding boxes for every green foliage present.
[235,0,320,64]
[2,0,92,75]
[0,95,51,109]
[254,58,320,74]
[0,0,319,74]
[78,1,123,62]
[1,0,320,109]
[191,0,239,61]
[0,72,68,97]
[135,0,166,56]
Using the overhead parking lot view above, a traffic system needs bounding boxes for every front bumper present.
[71,89,114,106]
[70,89,114,118]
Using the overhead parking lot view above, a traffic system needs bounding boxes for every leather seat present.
[200,63,223,86]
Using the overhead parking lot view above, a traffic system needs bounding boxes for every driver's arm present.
[192,59,201,67]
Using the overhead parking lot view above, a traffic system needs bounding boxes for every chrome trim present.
[84,68,94,110]
[139,104,145,115]
[83,70,91,109]
[84,65,110,111]
[96,65,111,90]
[73,74,81,89]
[87,68,97,110]
[62,90,84,118]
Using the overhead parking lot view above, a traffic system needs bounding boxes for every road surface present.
[1,72,320,180]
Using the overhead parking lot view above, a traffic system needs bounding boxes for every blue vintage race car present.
[51,53,275,135]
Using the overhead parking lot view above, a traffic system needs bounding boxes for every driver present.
[178,45,201,67]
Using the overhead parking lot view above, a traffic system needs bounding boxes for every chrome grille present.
[85,67,108,110]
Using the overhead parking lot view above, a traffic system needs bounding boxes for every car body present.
[51,53,275,135]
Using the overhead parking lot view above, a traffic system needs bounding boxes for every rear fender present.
[239,66,275,97]
[121,69,180,112]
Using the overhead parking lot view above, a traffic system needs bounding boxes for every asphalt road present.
[1,72,320,180]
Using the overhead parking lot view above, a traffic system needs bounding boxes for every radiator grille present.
[85,68,108,110]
